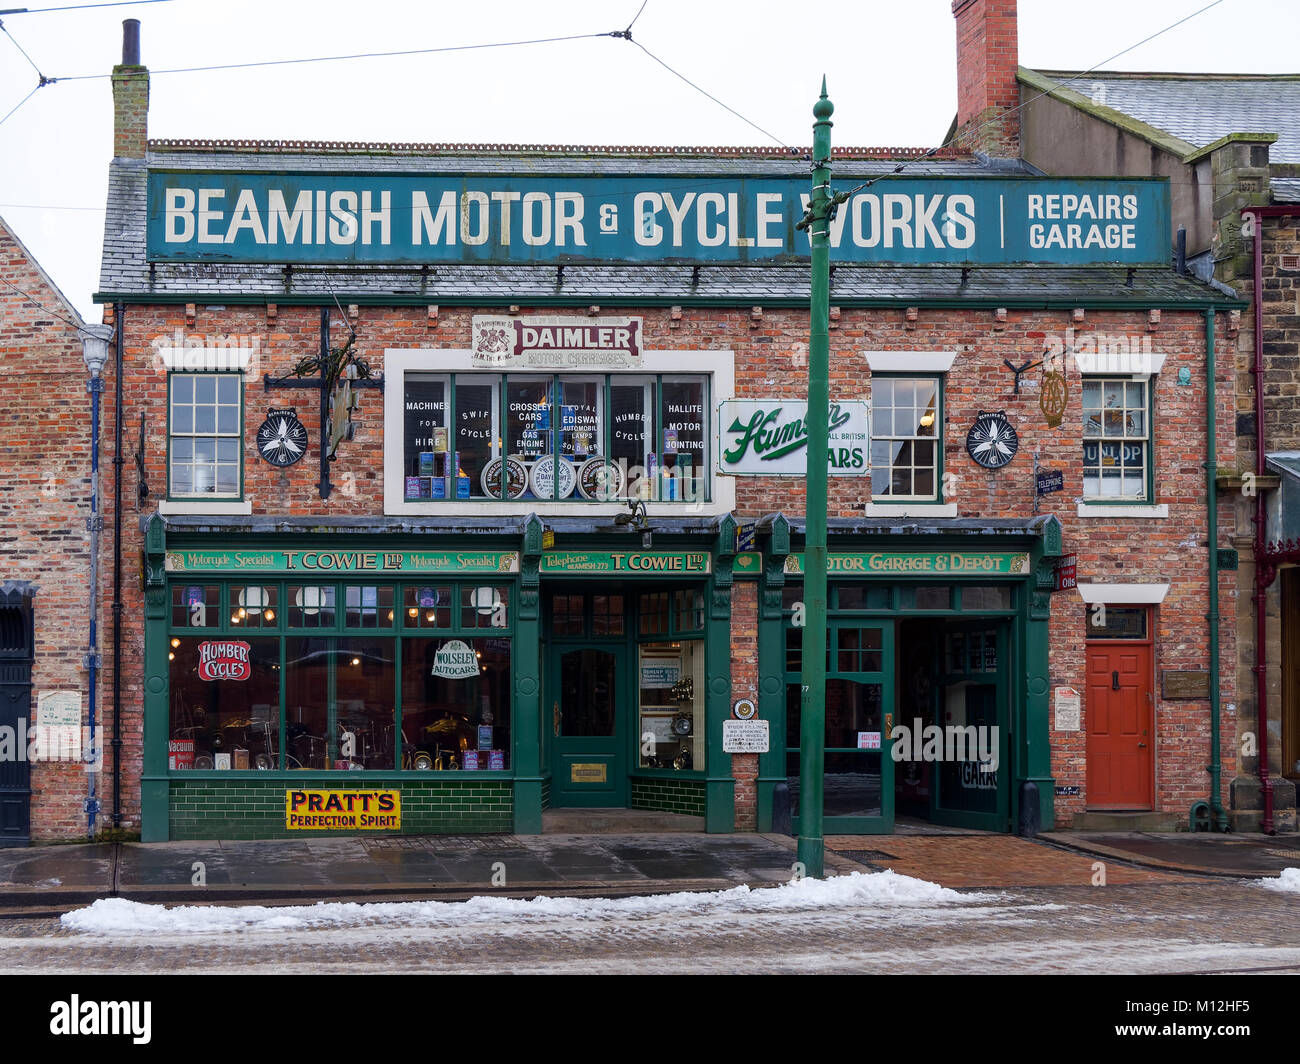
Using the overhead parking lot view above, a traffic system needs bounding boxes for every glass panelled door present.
[550,645,627,806]
[787,621,895,834]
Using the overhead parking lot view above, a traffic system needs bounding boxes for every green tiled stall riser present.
[630,777,706,817]
[168,778,513,839]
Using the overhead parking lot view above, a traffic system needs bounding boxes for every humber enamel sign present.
[717,399,869,476]
[147,172,1170,266]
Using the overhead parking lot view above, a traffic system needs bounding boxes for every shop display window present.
[167,580,513,772]
[401,372,709,503]
[638,640,702,771]
[168,636,280,770]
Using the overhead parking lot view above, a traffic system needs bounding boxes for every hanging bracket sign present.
[432,639,479,679]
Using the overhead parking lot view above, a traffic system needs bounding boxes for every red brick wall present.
[729,580,759,829]
[953,0,1020,157]
[82,298,1235,833]
[0,220,95,841]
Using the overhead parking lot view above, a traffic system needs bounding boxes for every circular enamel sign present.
[480,456,529,499]
[577,456,627,500]
[966,411,1019,469]
[529,455,577,499]
[732,698,757,721]
[256,408,308,467]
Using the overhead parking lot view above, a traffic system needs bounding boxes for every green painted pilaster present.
[141,513,170,842]
[705,515,737,832]
[755,516,791,831]
[512,515,544,833]
[1022,518,1060,831]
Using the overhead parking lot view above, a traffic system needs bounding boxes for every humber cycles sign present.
[165,550,520,574]
[718,399,868,475]
[148,172,1170,266]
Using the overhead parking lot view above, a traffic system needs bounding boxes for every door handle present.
[1137,742,1147,748]
[1112,670,1120,691]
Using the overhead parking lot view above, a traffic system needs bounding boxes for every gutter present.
[112,302,125,829]
[1205,307,1228,831]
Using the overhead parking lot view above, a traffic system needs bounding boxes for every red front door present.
[1086,643,1153,808]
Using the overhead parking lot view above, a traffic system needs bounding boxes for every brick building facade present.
[11,11,1244,844]
[0,216,93,845]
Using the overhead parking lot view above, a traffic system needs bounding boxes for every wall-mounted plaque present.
[1161,670,1211,700]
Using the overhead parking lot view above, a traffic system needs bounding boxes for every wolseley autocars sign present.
[147,172,1171,266]
[717,399,869,476]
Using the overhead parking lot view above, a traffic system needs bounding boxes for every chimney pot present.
[122,18,140,65]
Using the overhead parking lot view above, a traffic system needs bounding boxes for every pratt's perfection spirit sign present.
[783,551,1031,575]
[147,172,1171,266]
[166,550,519,574]
[285,789,401,830]
[472,315,642,367]
[717,400,869,476]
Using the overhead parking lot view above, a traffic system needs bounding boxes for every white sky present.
[1,0,1297,319]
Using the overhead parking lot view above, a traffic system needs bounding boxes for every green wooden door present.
[549,644,628,807]
[788,620,895,835]
[928,621,1011,831]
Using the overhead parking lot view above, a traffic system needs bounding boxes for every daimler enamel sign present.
[147,172,1171,266]
[717,400,869,476]
[472,315,642,367]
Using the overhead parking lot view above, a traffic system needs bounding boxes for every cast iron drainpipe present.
[1205,308,1229,832]
[1244,205,1284,835]
[112,302,124,828]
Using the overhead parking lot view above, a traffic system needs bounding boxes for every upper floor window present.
[169,373,241,498]
[1082,377,1148,500]
[401,372,708,502]
[869,375,940,501]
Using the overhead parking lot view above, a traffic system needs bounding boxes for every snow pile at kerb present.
[1257,867,1300,894]
[61,870,995,934]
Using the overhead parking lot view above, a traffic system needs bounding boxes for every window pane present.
[173,405,194,433]
[172,584,219,628]
[592,594,624,635]
[217,375,238,403]
[195,376,215,404]
[462,585,509,629]
[404,377,448,499]
[403,585,451,629]
[173,375,193,403]
[559,379,600,460]
[552,594,585,636]
[288,586,336,628]
[507,377,552,462]
[962,586,1011,610]
[1086,606,1147,639]
[194,405,216,433]
[217,406,238,434]
[401,638,511,770]
[454,380,496,499]
[168,636,280,771]
[611,381,652,499]
[661,379,706,502]
[284,637,330,769]
[345,585,394,629]
[171,461,193,495]
[335,638,396,769]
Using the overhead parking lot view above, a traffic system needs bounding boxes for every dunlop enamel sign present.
[717,400,869,476]
[147,173,1171,266]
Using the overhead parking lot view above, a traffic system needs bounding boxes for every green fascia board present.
[1183,131,1280,164]
[1017,68,1201,161]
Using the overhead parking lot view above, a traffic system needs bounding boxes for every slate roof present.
[98,145,1232,307]
[1272,178,1300,204]
[1030,71,1300,162]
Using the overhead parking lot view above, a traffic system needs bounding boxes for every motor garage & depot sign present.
[197,640,251,681]
[472,315,642,368]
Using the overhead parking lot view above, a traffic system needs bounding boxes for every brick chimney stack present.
[111,18,148,159]
[952,0,1020,159]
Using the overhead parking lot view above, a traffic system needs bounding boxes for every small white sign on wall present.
[1054,686,1081,732]
[34,691,81,762]
[723,719,770,753]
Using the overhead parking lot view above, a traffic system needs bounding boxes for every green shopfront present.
[140,512,745,840]
[140,510,1059,841]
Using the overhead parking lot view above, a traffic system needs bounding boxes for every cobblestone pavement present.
[827,834,1178,886]
[1,878,1296,974]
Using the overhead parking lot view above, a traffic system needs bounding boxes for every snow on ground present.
[61,870,997,935]
[1257,867,1300,893]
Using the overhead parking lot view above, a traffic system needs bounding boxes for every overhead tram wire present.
[0,273,84,331]
[0,1,171,13]
[0,14,61,127]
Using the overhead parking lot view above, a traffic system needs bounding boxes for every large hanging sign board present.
[717,400,869,476]
[147,172,1171,266]
[166,550,520,574]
